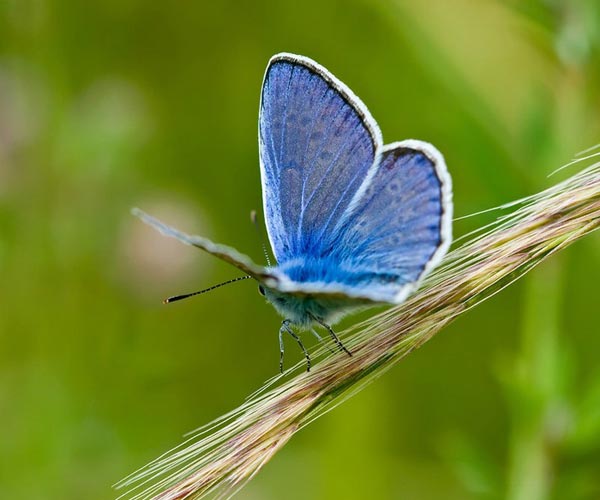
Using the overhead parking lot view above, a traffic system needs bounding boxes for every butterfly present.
[133,52,453,372]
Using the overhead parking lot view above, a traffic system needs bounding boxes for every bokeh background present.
[1,0,600,498]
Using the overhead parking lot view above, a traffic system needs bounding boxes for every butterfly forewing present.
[259,54,382,264]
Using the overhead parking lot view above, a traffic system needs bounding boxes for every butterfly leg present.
[311,328,336,354]
[279,320,311,373]
[309,314,352,357]
[278,323,285,373]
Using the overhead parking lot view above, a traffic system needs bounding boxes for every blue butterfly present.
[134,53,453,372]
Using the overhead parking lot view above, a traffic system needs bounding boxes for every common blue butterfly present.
[134,53,453,372]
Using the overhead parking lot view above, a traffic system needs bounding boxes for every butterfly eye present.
[258,285,266,296]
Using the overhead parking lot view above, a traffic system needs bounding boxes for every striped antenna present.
[163,275,252,304]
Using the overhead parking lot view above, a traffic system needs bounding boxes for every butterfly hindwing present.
[332,140,452,302]
[259,53,382,264]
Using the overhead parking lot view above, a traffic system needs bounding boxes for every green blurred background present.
[1,0,600,498]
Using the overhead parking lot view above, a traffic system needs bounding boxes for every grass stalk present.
[118,154,600,500]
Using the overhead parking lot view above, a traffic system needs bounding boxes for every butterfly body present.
[260,283,367,328]
[134,52,453,371]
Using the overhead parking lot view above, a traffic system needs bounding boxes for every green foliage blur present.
[1,1,600,498]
